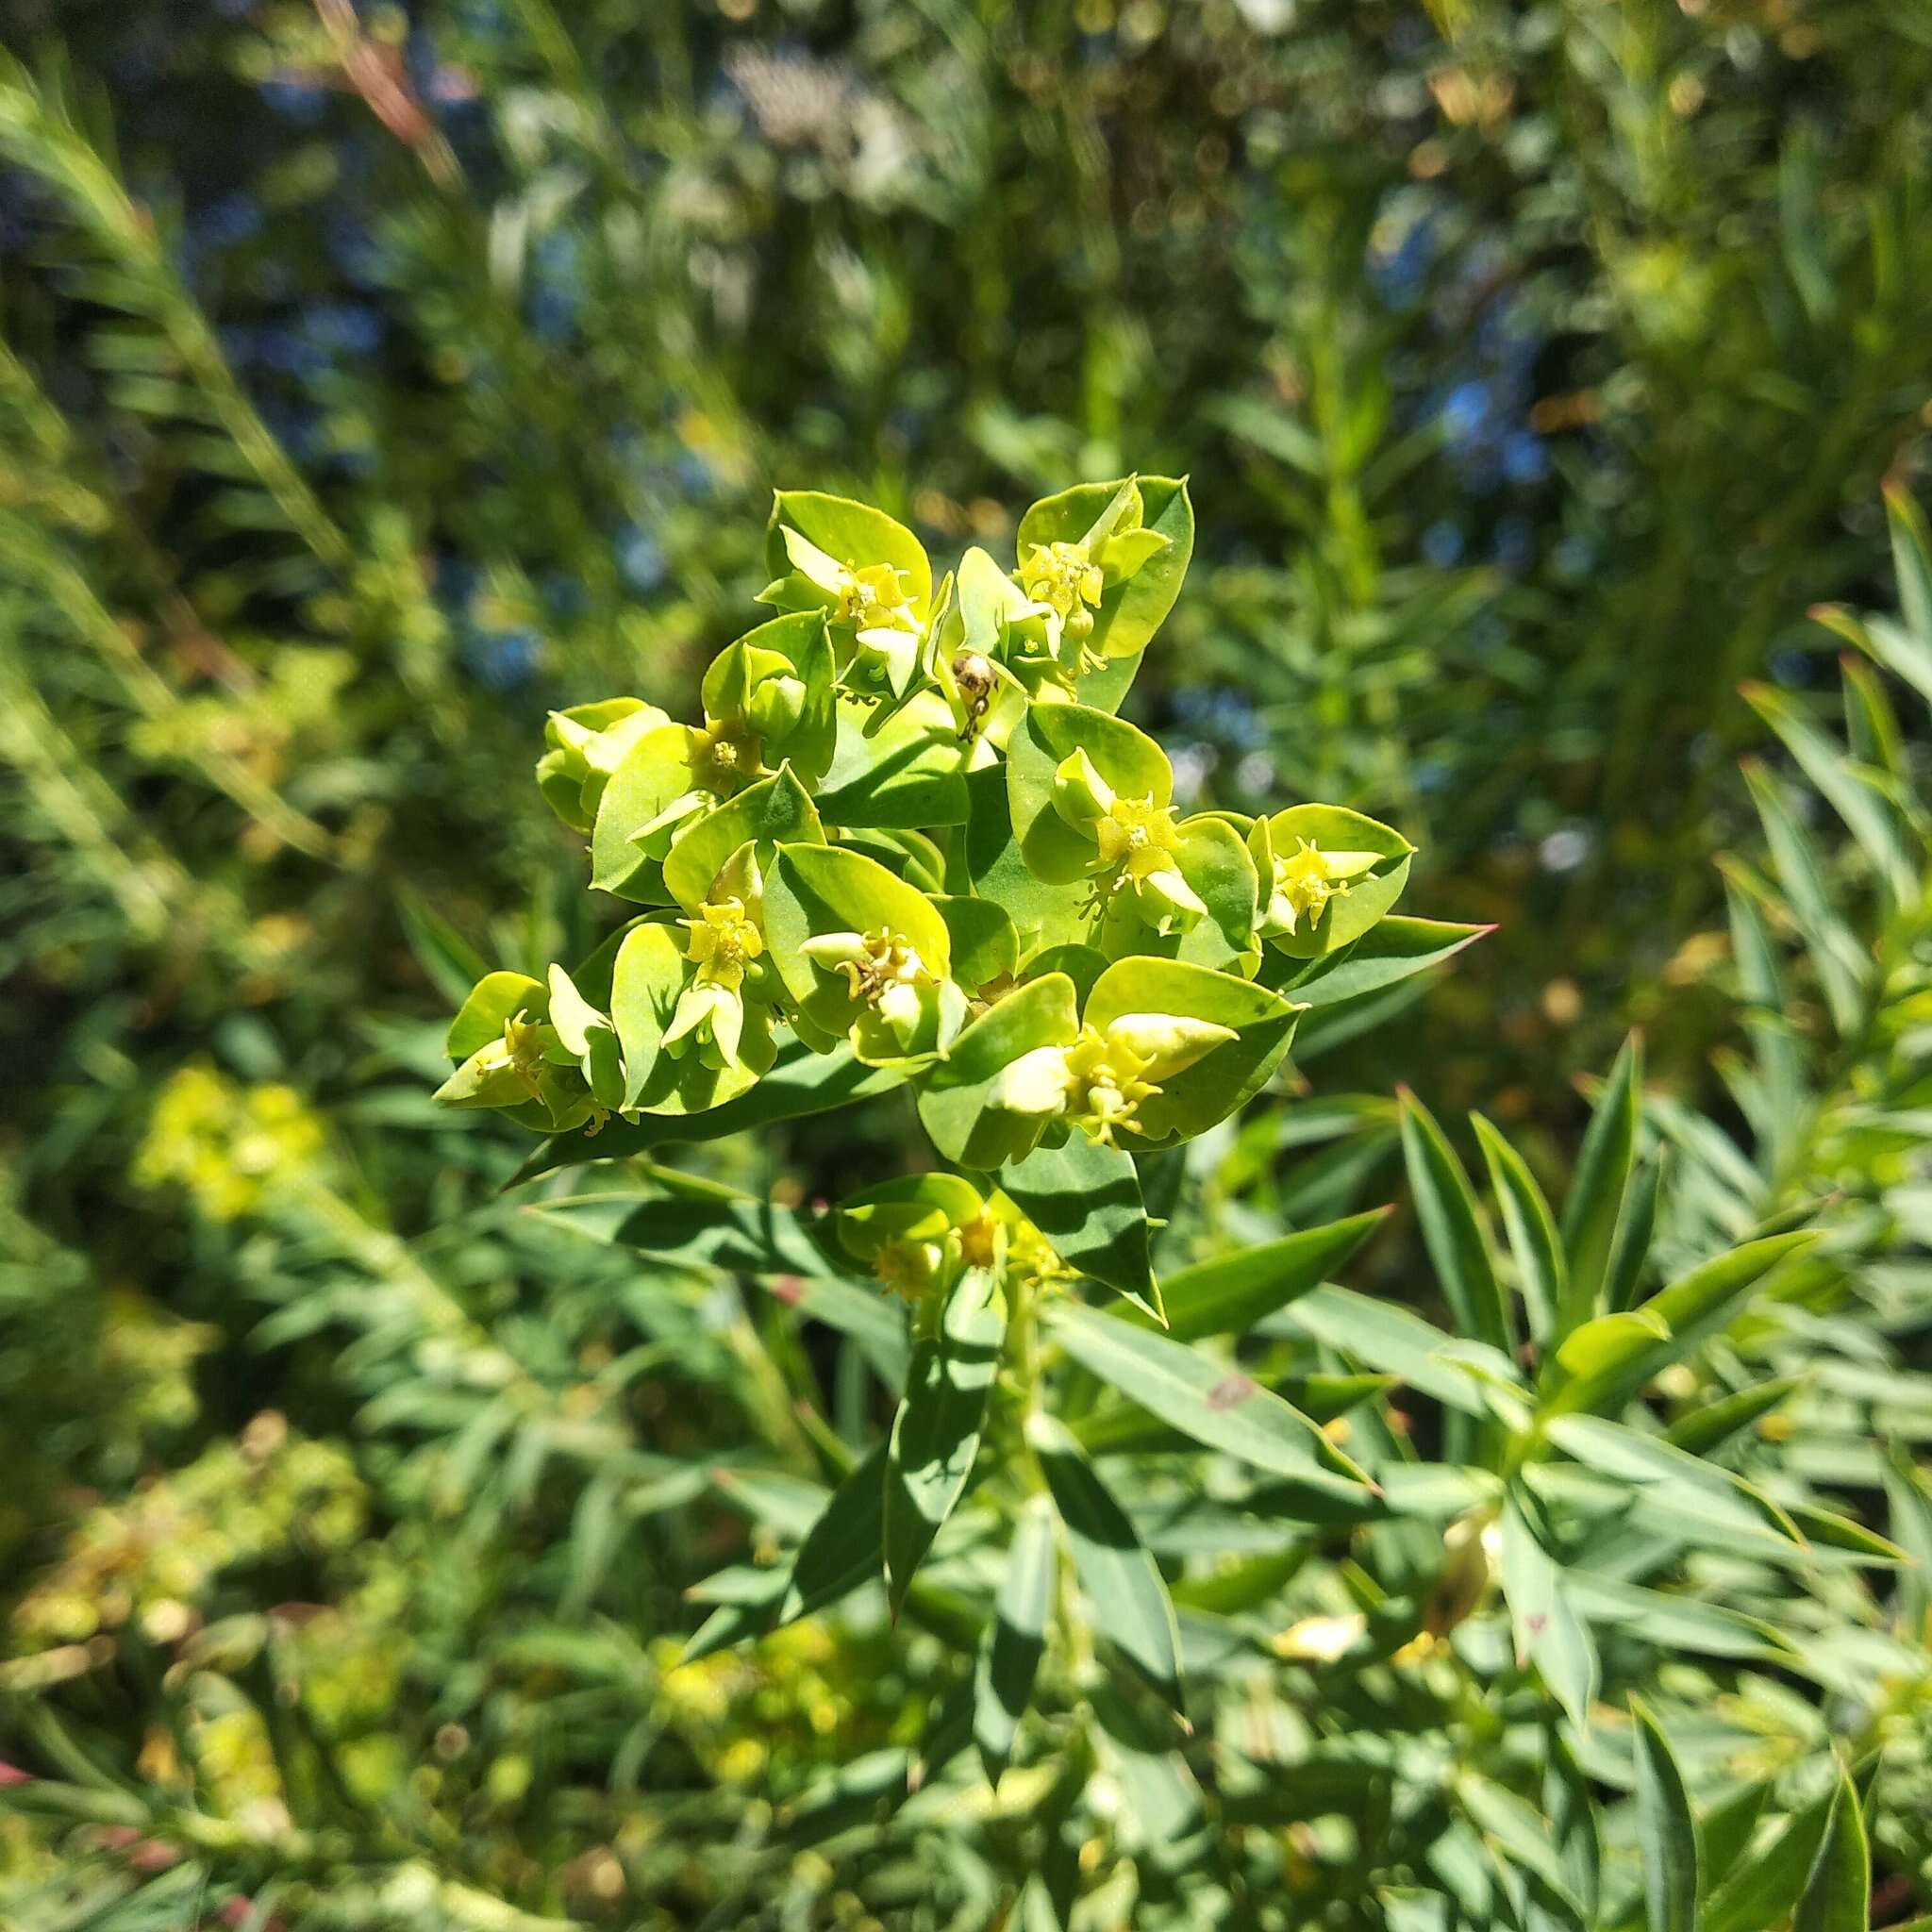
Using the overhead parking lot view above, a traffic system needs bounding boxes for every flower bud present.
[743,670,807,744]
[799,931,870,973]
[1423,1506,1501,1639]
[535,699,666,831]
[1132,862,1208,932]
[1100,1013,1236,1081]
[663,980,745,1073]
[990,1045,1078,1118]
[1051,746,1116,829]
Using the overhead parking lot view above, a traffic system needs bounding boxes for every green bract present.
[441,479,1449,1259]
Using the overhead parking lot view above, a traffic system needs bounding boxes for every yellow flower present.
[991,1014,1234,1147]
[872,1237,947,1300]
[1263,837,1380,938]
[800,928,936,1050]
[1049,750,1207,933]
[1017,540,1105,631]
[680,897,764,993]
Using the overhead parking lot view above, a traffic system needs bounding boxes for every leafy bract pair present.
[439,479,1423,1189]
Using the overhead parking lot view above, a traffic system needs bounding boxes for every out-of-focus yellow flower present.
[134,1065,325,1220]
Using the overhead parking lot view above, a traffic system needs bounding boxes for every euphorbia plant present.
[435,476,1476,1741]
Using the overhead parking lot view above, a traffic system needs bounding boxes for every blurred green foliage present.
[5,0,1932,1925]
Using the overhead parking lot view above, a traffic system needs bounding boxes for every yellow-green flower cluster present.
[438,478,1423,1165]
[135,1064,326,1220]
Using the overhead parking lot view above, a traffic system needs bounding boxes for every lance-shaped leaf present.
[681,1444,887,1663]
[1497,1487,1597,1727]
[1742,677,1917,903]
[512,1040,904,1181]
[1266,915,1492,1008]
[1016,475,1194,661]
[1700,1781,1839,1932]
[1283,1285,1524,1418]
[534,1189,848,1281]
[1030,1416,1183,1711]
[999,1133,1158,1317]
[1074,1372,1391,1457]
[1661,1375,1804,1457]
[1400,1089,1514,1355]
[884,1269,1007,1611]
[1474,1113,1566,1345]
[1124,1208,1390,1342]
[1631,1697,1700,1932]
[1542,1231,1819,1419]
[1602,1150,1665,1314]
[1543,1415,1805,1558]
[974,1497,1055,1784]
[1561,1574,1797,1667]
[1046,1298,1373,1499]
[1459,1773,1582,1915]
[1558,1032,1641,1330]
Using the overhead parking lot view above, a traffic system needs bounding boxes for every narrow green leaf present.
[764,1274,910,1393]
[1724,876,1804,1176]
[1032,1417,1183,1710]
[1740,679,1916,904]
[1699,1779,1772,1892]
[513,1042,905,1181]
[1630,1697,1699,1932]
[1074,1373,1389,1457]
[1460,1772,1578,1909]
[1559,1033,1641,1328]
[884,1270,1006,1610]
[1795,1769,1867,1932]
[1601,1152,1664,1314]
[1783,1501,1909,1565]
[1284,1284,1522,1418]
[1127,1208,1390,1341]
[1884,479,1932,659]
[538,1191,845,1279]
[1400,1089,1513,1353]
[1046,1299,1372,1496]
[1545,1414,1805,1557]
[1700,1783,1837,1932]
[1883,1442,1932,1638]
[1740,758,1866,1034]
[1563,1574,1795,1665]
[1474,1114,1566,1345]
[1543,1233,1816,1419]
[1662,1376,1803,1457]
[1498,1488,1598,1727]
[681,1445,886,1662]
[1270,916,1492,1008]
[973,1497,1054,1783]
